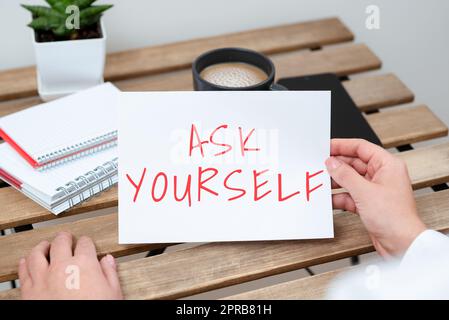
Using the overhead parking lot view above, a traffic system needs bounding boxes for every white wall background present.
[1,0,448,126]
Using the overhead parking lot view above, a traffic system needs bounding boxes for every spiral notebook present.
[0,143,117,214]
[0,82,119,170]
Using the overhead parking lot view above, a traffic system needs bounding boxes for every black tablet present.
[277,73,382,146]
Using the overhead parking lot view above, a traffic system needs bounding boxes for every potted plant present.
[22,0,113,101]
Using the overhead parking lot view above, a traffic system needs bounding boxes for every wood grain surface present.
[0,43,382,118]
[222,268,345,300]
[0,212,170,282]
[0,18,353,101]
[1,189,448,299]
[2,141,449,231]
[366,105,448,148]
[0,17,447,301]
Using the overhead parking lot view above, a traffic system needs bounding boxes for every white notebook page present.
[0,82,119,161]
[0,143,117,200]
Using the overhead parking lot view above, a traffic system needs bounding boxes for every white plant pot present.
[32,19,106,101]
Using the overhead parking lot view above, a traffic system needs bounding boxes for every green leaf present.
[44,0,67,13]
[27,12,65,31]
[46,0,100,12]
[73,0,98,10]
[78,5,112,27]
[79,13,102,28]
[21,4,66,21]
[53,23,73,37]
[44,0,61,8]
[80,5,113,19]
[23,1,112,39]
[28,17,52,31]
[21,5,53,17]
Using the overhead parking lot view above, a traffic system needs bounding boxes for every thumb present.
[326,157,370,197]
[100,254,122,292]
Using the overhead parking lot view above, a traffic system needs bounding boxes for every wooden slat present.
[399,142,449,190]
[0,68,37,102]
[2,189,448,300]
[2,141,449,231]
[106,18,353,81]
[0,212,168,282]
[0,43,382,117]
[118,43,382,91]
[0,71,410,122]
[0,17,353,101]
[272,43,381,78]
[0,186,117,230]
[0,96,40,118]
[365,105,448,148]
[342,74,414,112]
[0,287,19,300]
[222,269,343,300]
[105,190,449,299]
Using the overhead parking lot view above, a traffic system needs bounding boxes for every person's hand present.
[325,139,426,258]
[18,232,123,300]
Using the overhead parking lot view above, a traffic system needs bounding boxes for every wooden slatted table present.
[1,17,448,300]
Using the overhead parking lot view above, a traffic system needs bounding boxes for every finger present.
[335,156,368,176]
[100,254,122,292]
[332,193,357,213]
[331,179,350,191]
[27,240,50,282]
[18,257,32,287]
[326,157,370,198]
[74,236,97,259]
[331,178,341,189]
[50,231,73,263]
[330,139,388,163]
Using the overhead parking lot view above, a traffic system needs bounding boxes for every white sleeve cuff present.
[400,229,449,268]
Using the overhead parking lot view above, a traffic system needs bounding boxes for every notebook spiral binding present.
[54,157,118,208]
[36,131,118,171]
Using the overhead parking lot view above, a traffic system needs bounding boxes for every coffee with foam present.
[200,62,268,88]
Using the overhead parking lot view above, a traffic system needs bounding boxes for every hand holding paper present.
[118,91,332,243]
[326,139,426,257]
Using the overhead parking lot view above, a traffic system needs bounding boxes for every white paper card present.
[119,91,333,243]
